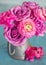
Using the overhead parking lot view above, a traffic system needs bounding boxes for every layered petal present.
[18,18,36,38]
[4,26,25,46]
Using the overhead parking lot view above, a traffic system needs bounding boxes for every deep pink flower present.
[25,46,44,61]
[4,26,26,46]
[18,18,36,38]
[0,11,16,28]
[25,46,36,61]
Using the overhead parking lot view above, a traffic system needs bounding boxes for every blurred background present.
[0,0,46,65]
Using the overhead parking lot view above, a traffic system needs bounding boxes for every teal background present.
[0,0,46,65]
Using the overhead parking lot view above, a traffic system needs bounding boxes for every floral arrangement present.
[0,2,46,61]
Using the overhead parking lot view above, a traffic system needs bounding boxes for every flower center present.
[25,24,33,31]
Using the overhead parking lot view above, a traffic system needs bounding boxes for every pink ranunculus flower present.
[10,5,31,21]
[18,18,36,38]
[34,7,46,21]
[35,19,46,36]
[4,26,26,46]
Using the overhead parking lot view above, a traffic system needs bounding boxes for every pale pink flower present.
[4,26,26,46]
[34,19,46,36]
[34,7,46,21]
[18,18,36,38]
[10,5,31,21]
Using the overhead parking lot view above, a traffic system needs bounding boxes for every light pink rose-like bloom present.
[4,26,26,46]
[10,5,31,21]
[34,19,46,36]
[18,18,36,38]
[34,7,46,21]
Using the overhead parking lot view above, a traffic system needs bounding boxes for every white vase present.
[8,39,30,60]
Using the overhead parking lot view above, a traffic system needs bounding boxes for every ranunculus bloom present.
[34,7,46,21]
[35,19,46,36]
[10,5,31,21]
[4,26,26,46]
[18,18,36,38]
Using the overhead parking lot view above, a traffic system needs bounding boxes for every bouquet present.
[0,1,46,61]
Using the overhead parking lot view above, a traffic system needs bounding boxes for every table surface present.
[0,0,46,65]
